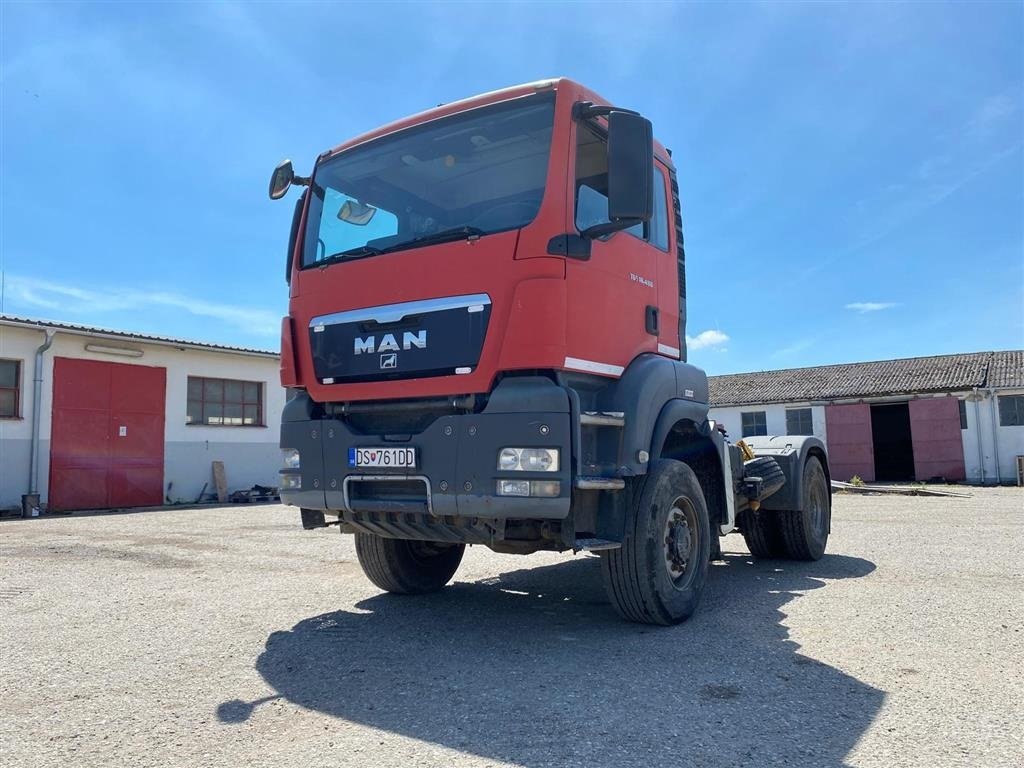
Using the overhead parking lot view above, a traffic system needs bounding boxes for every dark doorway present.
[871,403,915,481]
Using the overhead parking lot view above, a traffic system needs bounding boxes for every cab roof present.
[323,78,672,167]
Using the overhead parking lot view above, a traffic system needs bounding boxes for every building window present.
[0,359,20,418]
[186,376,263,426]
[786,408,813,435]
[998,394,1024,427]
[958,399,968,430]
[741,410,767,437]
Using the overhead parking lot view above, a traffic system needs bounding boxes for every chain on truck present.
[269,78,832,625]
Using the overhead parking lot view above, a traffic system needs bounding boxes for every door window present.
[574,122,670,252]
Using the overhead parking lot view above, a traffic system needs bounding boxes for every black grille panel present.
[309,299,491,383]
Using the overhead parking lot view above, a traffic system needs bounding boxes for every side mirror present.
[607,111,654,224]
[269,159,295,200]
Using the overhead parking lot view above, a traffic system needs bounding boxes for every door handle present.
[645,305,659,336]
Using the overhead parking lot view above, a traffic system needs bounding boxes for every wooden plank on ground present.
[831,480,970,498]
[212,461,228,503]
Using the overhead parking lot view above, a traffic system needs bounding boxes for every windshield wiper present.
[316,227,485,268]
[317,245,382,267]
[400,226,485,250]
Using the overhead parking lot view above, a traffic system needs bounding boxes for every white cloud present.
[967,93,1016,141]
[845,302,898,313]
[686,329,729,351]
[772,337,815,358]
[3,275,279,337]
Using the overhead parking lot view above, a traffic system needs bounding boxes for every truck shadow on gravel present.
[219,552,880,767]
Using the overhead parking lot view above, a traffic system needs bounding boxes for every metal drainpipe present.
[988,389,1002,484]
[27,329,55,498]
[972,388,985,484]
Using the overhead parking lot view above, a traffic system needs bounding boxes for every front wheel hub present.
[664,501,696,581]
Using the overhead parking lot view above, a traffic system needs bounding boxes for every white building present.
[0,316,284,513]
[708,351,1024,485]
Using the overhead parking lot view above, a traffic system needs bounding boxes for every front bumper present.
[279,378,572,521]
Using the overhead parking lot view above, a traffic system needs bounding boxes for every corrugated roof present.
[709,351,1024,407]
[986,350,1024,389]
[0,315,279,358]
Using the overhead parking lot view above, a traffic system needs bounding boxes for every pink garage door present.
[49,357,166,512]
[909,397,965,481]
[825,403,875,483]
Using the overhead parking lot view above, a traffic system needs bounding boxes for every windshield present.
[301,92,556,267]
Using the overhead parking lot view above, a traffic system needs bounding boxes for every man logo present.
[354,330,427,355]
[380,353,397,370]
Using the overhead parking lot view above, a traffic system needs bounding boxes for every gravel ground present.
[1,488,1022,767]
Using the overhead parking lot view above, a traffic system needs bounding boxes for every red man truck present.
[270,79,832,625]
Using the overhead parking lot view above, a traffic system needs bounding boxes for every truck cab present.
[271,79,832,625]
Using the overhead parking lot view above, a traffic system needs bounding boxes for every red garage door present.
[909,397,966,481]
[49,357,166,512]
[825,403,875,483]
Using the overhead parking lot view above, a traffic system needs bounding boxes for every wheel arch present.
[651,406,728,527]
[595,354,710,476]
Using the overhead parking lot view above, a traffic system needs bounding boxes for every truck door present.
[565,121,673,375]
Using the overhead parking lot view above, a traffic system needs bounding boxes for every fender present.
[648,401,732,530]
[741,435,831,512]
[649,398,713,460]
[599,354,710,475]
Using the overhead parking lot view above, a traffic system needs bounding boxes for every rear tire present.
[600,460,711,626]
[355,534,465,594]
[738,508,786,559]
[778,456,830,561]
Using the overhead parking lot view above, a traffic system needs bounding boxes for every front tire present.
[355,534,465,594]
[600,460,711,626]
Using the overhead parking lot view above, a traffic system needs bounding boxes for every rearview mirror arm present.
[572,101,641,122]
[580,217,643,240]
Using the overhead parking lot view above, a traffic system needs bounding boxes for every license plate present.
[348,447,417,469]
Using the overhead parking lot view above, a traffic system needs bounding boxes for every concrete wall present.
[961,389,1024,484]
[708,402,828,444]
[0,323,284,509]
[711,391,1024,485]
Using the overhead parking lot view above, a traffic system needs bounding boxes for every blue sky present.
[1,1,1021,375]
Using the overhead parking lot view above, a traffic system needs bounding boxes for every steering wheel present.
[469,200,539,230]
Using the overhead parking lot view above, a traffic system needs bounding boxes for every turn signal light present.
[496,480,561,497]
[282,449,300,469]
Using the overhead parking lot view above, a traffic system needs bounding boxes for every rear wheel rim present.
[663,497,699,590]
[807,475,828,539]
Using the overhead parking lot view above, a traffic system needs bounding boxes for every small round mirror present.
[269,159,295,200]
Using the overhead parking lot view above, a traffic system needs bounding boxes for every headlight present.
[496,448,559,472]
[280,474,302,490]
[281,448,300,469]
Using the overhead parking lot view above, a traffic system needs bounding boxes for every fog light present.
[495,448,559,472]
[282,448,300,469]
[280,473,302,490]
[497,479,531,496]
